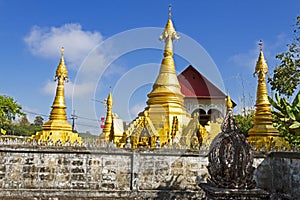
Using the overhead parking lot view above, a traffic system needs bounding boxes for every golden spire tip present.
[226,94,233,111]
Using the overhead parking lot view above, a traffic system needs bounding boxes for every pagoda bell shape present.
[247,41,286,150]
[145,5,191,145]
[32,47,82,145]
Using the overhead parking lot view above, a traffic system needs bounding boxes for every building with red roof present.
[178,65,235,126]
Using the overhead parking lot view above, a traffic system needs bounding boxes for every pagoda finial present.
[258,40,263,52]
[226,94,233,113]
[168,4,172,20]
[159,5,179,57]
[55,47,68,82]
[61,46,65,56]
[254,40,268,76]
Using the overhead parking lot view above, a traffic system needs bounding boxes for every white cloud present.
[42,80,94,99]
[229,35,288,71]
[24,23,103,69]
[229,48,258,70]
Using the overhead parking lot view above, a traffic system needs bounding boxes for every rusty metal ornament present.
[207,109,255,189]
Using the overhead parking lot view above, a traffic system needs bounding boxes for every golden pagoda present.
[103,6,208,149]
[33,47,82,145]
[102,92,113,141]
[247,41,285,149]
[144,5,191,145]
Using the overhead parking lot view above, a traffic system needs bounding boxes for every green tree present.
[269,92,300,147]
[34,116,44,127]
[268,15,300,147]
[0,95,24,126]
[234,110,254,136]
[18,115,30,126]
[268,16,300,97]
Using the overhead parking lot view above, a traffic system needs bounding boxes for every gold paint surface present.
[102,93,113,141]
[33,48,82,145]
[247,47,286,149]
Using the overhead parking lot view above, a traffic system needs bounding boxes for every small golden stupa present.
[102,92,113,141]
[247,41,285,149]
[33,47,82,145]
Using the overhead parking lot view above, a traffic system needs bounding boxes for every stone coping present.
[199,183,270,199]
[0,145,209,156]
[0,189,205,199]
[1,145,299,158]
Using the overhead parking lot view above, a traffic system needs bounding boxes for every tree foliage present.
[18,115,30,126]
[2,123,42,136]
[234,110,255,136]
[268,16,300,97]
[34,116,44,127]
[0,95,24,125]
[0,95,43,136]
[269,92,300,147]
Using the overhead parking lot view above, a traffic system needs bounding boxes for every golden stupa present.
[144,6,191,145]
[33,48,82,145]
[102,6,207,149]
[247,41,286,149]
[102,92,113,141]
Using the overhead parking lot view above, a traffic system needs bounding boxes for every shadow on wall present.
[254,152,300,200]
[155,175,206,200]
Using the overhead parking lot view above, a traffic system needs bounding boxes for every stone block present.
[101,182,116,190]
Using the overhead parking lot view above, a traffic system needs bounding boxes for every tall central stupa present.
[144,6,190,143]
[101,6,204,149]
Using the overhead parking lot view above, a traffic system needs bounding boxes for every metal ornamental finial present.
[159,4,179,44]
[259,40,263,51]
[226,94,233,113]
[61,47,65,56]
[168,4,172,19]
[55,47,68,82]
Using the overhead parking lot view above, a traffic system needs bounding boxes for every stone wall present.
[0,145,208,199]
[255,152,300,199]
[0,145,300,199]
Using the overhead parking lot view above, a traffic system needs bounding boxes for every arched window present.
[208,109,223,123]
[192,109,209,126]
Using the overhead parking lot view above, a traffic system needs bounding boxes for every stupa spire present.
[102,92,113,141]
[159,4,179,59]
[32,47,82,145]
[248,40,281,149]
[147,5,183,106]
[253,40,271,110]
[144,5,189,145]
[49,47,69,121]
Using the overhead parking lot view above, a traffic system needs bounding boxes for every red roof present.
[177,65,226,98]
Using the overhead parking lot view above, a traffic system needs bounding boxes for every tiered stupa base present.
[248,124,288,150]
[32,120,82,145]
[247,135,288,151]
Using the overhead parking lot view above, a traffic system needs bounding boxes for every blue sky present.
[0,0,299,134]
